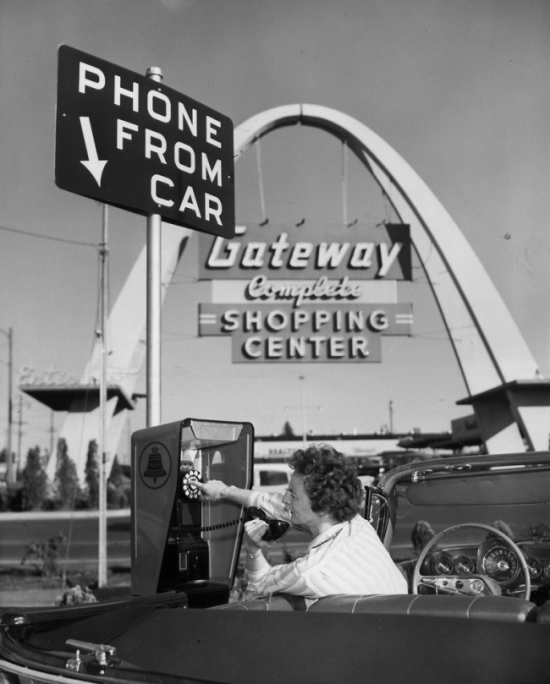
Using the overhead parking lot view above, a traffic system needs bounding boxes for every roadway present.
[0,510,311,573]
[0,510,132,572]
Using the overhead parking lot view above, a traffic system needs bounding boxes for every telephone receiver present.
[246,507,291,542]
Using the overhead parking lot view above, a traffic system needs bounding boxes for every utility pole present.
[300,375,306,445]
[1,328,14,485]
[389,400,394,434]
[16,394,28,473]
[49,410,55,459]
[8,329,13,482]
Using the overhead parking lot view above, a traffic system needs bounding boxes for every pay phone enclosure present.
[131,418,254,606]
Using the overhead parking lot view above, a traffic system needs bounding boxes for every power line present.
[0,224,97,248]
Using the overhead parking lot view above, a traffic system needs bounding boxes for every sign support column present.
[98,204,108,587]
[146,66,163,428]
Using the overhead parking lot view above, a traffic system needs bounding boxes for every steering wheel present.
[412,523,531,600]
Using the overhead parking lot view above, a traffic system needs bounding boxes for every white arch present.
[235,104,545,452]
[235,104,539,388]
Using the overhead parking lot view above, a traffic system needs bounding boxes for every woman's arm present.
[196,480,290,521]
[194,479,253,507]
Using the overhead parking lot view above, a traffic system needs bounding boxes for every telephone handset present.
[246,506,291,542]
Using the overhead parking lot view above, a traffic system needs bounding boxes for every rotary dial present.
[181,469,201,499]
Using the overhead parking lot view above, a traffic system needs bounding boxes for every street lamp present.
[299,375,306,445]
[284,376,322,444]
[0,327,14,485]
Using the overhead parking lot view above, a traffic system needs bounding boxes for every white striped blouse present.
[246,491,408,603]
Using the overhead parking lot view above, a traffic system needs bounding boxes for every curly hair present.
[289,444,364,522]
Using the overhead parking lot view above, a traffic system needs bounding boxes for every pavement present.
[0,587,62,608]
[0,564,132,610]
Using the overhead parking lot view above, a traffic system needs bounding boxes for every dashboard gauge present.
[470,579,485,594]
[455,555,475,575]
[431,552,454,575]
[527,557,543,580]
[482,545,520,584]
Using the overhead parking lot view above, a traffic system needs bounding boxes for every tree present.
[54,438,81,509]
[21,446,48,510]
[107,455,129,508]
[109,454,123,486]
[282,421,295,438]
[85,439,99,508]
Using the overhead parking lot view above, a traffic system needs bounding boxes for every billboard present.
[56,45,235,238]
[198,223,414,363]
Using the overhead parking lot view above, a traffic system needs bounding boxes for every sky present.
[1,0,550,465]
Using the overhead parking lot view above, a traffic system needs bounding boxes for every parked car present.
[253,462,292,493]
[255,458,378,492]
[1,419,550,684]
[352,455,387,487]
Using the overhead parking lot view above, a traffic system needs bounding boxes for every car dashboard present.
[417,538,550,603]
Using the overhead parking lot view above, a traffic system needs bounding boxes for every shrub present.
[57,585,98,606]
[21,533,66,577]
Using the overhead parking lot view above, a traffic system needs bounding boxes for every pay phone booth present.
[131,418,254,607]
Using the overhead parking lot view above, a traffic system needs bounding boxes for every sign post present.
[98,204,108,588]
[55,45,235,586]
[145,66,163,429]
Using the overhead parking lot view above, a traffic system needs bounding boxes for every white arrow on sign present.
[79,117,107,187]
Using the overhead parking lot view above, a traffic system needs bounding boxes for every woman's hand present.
[244,518,273,551]
[194,479,228,501]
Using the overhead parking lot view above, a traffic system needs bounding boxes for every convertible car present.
[1,417,550,684]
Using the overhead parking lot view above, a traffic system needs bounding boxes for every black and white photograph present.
[1,1,549,682]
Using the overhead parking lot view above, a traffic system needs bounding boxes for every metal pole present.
[49,410,54,458]
[146,66,163,428]
[16,394,22,472]
[341,141,348,227]
[98,204,108,588]
[300,375,306,445]
[6,328,13,485]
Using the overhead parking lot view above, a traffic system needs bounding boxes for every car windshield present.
[373,454,550,563]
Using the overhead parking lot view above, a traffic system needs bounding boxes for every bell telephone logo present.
[139,443,172,489]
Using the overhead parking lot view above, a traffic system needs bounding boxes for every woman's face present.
[282,473,319,534]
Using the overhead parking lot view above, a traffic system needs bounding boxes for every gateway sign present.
[198,223,414,363]
[199,223,411,280]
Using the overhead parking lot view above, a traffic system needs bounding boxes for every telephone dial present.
[181,469,201,500]
[246,506,291,542]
